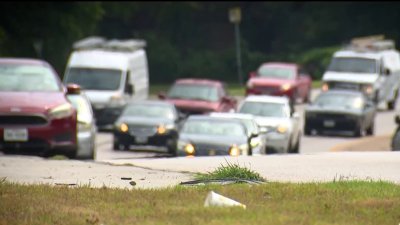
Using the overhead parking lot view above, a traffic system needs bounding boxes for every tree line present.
[1,2,400,84]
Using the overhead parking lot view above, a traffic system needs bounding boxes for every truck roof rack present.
[343,35,396,52]
[72,36,146,52]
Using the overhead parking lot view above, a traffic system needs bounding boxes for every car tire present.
[113,142,128,151]
[391,128,400,151]
[289,136,300,154]
[353,122,364,137]
[167,139,178,157]
[304,123,311,136]
[65,148,77,159]
[366,120,375,136]
[387,89,399,110]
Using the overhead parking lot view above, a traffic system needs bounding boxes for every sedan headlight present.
[229,143,249,156]
[246,81,254,89]
[322,83,329,92]
[281,83,292,91]
[157,124,175,134]
[229,144,240,156]
[109,94,125,107]
[276,124,288,134]
[119,123,129,132]
[184,143,195,155]
[49,103,74,120]
[363,84,373,95]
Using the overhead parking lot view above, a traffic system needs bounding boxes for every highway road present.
[1,90,400,189]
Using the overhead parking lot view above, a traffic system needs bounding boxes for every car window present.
[0,64,60,92]
[240,119,258,135]
[239,101,288,118]
[65,67,122,91]
[123,104,175,119]
[167,84,219,102]
[327,57,377,73]
[313,93,364,109]
[182,120,246,136]
[257,66,295,79]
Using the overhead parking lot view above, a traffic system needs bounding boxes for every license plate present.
[4,128,28,142]
[323,120,335,127]
[208,149,216,156]
[135,136,148,144]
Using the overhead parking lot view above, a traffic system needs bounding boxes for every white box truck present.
[321,35,400,110]
[63,37,149,129]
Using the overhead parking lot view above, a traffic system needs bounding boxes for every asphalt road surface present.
[1,90,399,189]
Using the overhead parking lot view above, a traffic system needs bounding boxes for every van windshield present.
[327,57,377,74]
[65,68,122,91]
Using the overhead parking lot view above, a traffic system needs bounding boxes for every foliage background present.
[1,2,400,84]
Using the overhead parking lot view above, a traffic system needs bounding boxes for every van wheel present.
[391,129,400,150]
[387,89,398,110]
[366,120,375,136]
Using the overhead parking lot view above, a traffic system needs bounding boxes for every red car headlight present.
[49,103,74,120]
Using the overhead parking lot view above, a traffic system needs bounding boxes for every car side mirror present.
[384,68,391,76]
[395,115,400,124]
[126,84,134,95]
[66,83,81,95]
[250,132,258,138]
[158,92,166,100]
[249,71,257,78]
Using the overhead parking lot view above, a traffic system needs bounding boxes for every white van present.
[63,37,149,129]
[321,36,400,110]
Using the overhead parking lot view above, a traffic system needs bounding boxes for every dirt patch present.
[330,135,392,152]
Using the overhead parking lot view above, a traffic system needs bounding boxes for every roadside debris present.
[129,181,136,186]
[121,177,132,180]
[204,191,246,209]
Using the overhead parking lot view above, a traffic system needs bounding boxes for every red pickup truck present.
[245,62,312,104]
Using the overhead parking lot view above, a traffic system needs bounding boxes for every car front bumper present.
[264,132,290,154]
[0,117,77,153]
[113,130,177,150]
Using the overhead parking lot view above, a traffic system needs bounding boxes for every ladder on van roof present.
[73,36,146,52]
[344,34,396,52]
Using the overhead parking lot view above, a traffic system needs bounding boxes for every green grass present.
[195,161,265,181]
[1,180,399,225]
[150,80,322,97]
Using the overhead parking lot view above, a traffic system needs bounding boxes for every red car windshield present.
[0,64,60,92]
[167,83,219,102]
[257,66,295,79]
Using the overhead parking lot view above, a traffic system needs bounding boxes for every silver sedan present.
[237,95,301,154]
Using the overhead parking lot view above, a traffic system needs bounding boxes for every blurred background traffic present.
[1,2,400,160]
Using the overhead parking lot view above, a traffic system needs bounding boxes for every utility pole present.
[229,7,243,85]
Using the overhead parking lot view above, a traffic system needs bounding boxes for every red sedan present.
[158,78,237,116]
[0,58,78,157]
[246,62,312,105]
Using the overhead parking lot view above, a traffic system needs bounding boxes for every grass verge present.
[195,160,265,181]
[1,180,399,225]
